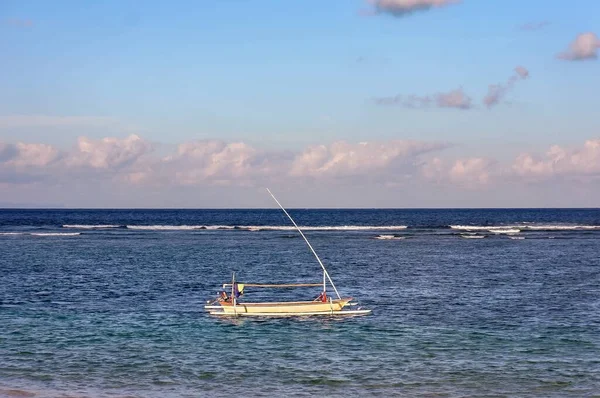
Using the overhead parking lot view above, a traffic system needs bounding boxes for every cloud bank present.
[2,135,600,207]
[513,139,600,179]
[422,157,494,187]
[0,135,449,187]
[290,140,447,178]
[2,135,599,193]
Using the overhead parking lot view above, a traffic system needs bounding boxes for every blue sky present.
[0,0,599,207]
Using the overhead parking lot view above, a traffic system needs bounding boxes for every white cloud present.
[514,66,529,79]
[513,139,600,178]
[449,158,492,185]
[0,136,447,187]
[0,142,61,184]
[558,32,600,61]
[290,140,446,178]
[0,143,18,162]
[483,66,529,108]
[8,143,61,167]
[2,136,600,206]
[437,88,472,109]
[0,135,152,184]
[66,134,152,169]
[164,140,264,185]
[375,88,472,110]
[422,157,493,187]
[370,0,460,17]
[421,157,444,182]
[162,139,444,186]
[376,66,530,111]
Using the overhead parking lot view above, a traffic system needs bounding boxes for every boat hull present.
[205,298,369,316]
[209,309,372,317]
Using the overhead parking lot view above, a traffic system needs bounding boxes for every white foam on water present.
[524,225,600,230]
[30,232,81,236]
[204,225,237,230]
[62,224,122,229]
[509,236,525,240]
[2,232,81,236]
[451,224,600,231]
[244,225,408,231]
[125,225,408,231]
[126,225,208,230]
[460,234,486,239]
[375,234,405,240]
[489,228,521,234]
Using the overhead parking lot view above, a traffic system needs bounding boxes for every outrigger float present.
[204,189,372,317]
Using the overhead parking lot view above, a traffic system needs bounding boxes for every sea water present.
[1,209,599,397]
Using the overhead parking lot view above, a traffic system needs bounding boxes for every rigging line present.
[266,188,341,299]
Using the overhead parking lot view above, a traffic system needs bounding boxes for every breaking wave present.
[451,225,600,232]
[460,234,486,239]
[45,223,600,235]
[374,234,406,240]
[63,224,124,229]
[523,225,600,231]
[243,225,408,231]
[61,224,409,231]
[1,232,81,237]
[488,228,521,234]
[126,225,214,230]
[31,232,81,236]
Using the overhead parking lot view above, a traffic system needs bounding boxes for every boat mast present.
[231,272,237,315]
[266,188,341,299]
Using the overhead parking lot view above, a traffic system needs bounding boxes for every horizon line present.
[1,207,599,210]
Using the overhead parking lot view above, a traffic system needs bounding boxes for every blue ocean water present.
[1,209,599,397]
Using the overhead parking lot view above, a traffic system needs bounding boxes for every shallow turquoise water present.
[1,209,599,397]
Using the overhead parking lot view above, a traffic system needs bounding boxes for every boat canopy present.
[222,283,322,288]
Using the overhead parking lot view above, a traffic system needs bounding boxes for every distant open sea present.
[1,208,599,397]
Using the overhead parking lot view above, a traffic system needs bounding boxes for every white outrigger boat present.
[204,189,371,317]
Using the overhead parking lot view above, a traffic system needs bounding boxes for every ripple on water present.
[1,209,599,397]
